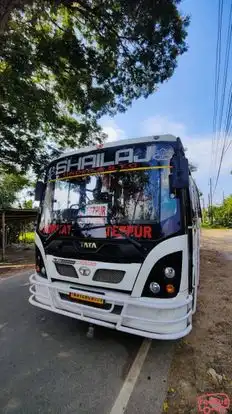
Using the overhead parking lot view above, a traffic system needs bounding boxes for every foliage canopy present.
[0,173,31,208]
[212,195,232,228]
[0,0,189,174]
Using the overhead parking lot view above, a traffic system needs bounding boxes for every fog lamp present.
[164,267,175,278]
[149,282,160,294]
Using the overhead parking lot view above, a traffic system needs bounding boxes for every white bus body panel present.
[132,235,188,296]
[29,234,193,340]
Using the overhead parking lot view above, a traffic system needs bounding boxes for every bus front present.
[29,135,192,340]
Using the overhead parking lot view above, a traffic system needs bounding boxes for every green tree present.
[0,173,30,208]
[0,1,189,174]
[212,195,232,228]
[22,199,33,209]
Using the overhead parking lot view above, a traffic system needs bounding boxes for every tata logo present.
[80,242,97,249]
[79,266,91,276]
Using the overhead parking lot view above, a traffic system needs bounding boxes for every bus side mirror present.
[35,181,44,201]
[169,138,189,191]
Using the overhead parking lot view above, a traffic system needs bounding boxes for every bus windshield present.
[39,142,181,240]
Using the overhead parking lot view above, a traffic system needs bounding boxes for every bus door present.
[189,180,201,313]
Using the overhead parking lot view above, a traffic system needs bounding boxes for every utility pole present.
[209,178,213,225]
[202,197,205,210]
[1,211,6,262]
[202,197,205,223]
[208,193,211,223]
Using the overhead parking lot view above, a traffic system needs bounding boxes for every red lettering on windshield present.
[143,226,152,239]
[106,227,111,237]
[112,226,119,237]
[41,224,72,235]
[127,225,134,236]
[60,226,67,235]
[106,225,152,239]
[120,226,127,234]
[134,226,143,238]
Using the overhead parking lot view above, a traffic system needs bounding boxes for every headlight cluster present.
[149,267,176,295]
[142,252,182,299]
[35,247,47,279]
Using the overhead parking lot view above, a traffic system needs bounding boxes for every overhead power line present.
[210,0,232,196]
[213,0,232,194]
[217,1,232,141]
[210,0,224,180]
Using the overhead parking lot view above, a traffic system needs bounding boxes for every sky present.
[100,0,232,206]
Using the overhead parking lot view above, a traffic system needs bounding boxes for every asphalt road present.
[0,271,173,414]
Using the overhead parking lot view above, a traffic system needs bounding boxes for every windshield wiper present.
[41,215,106,247]
[72,215,147,257]
[111,225,147,257]
[41,215,147,258]
[42,222,71,247]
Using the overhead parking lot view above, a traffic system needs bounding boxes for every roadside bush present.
[19,232,35,244]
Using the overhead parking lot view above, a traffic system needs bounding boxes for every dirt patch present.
[164,229,232,413]
[0,244,34,277]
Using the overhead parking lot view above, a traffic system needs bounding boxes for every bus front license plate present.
[69,292,104,305]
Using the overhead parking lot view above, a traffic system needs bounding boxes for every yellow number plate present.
[69,292,104,305]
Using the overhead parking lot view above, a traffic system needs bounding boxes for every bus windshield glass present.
[39,142,181,240]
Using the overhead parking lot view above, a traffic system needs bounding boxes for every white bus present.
[29,135,201,340]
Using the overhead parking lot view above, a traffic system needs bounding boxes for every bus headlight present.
[142,251,182,298]
[35,247,47,279]
[164,267,175,278]
[41,266,46,276]
[149,282,160,294]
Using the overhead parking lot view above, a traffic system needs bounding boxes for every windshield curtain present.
[39,143,181,239]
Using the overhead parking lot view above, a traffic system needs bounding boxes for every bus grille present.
[55,263,78,278]
[93,269,125,284]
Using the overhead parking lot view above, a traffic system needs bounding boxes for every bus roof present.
[55,134,178,161]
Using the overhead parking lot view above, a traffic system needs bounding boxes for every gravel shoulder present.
[164,229,232,413]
